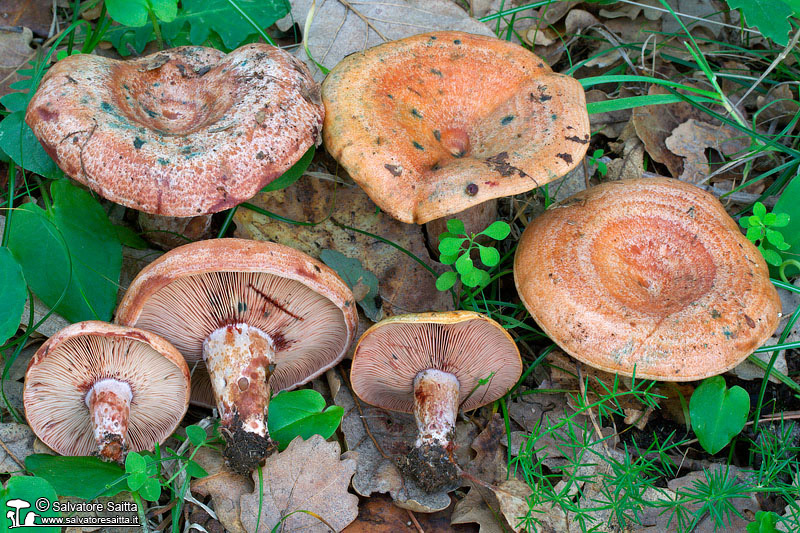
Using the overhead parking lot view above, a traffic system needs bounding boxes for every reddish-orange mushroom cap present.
[24,321,190,459]
[350,311,522,412]
[322,31,590,224]
[26,45,323,216]
[514,178,782,381]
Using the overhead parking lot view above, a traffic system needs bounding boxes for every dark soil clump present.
[396,443,459,492]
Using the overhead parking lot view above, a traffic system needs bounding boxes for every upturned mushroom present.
[116,239,358,473]
[350,311,521,491]
[514,177,782,381]
[322,31,590,224]
[24,321,190,461]
[26,44,323,216]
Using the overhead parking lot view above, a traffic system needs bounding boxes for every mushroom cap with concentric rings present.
[25,44,323,216]
[350,311,522,413]
[23,321,190,456]
[513,177,781,381]
[115,238,358,397]
[322,31,590,224]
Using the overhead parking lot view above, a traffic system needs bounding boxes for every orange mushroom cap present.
[350,311,522,412]
[514,177,782,381]
[24,321,190,456]
[115,238,358,398]
[26,45,323,216]
[322,31,590,224]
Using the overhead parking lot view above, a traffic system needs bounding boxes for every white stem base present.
[85,378,132,461]
[413,369,459,447]
[203,323,275,437]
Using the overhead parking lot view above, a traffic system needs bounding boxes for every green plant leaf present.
[439,253,459,265]
[186,425,207,447]
[185,460,208,479]
[319,249,380,322]
[436,271,457,291]
[745,226,762,242]
[773,174,800,275]
[445,219,465,235]
[461,267,484,288]
[765,229,785,247]
[0,248,26,345]
[1,475,60,532]
[763,212,777,225]
[747,510,779,532]
[113,225,148,249]
[125,452,147,475]
[25,455,127,499]
[726,0,793,46]
[105,0,290,55]
[105,0,151,26]
[689,376,749,455]
[772,212,790,228]
[45,180,122,321]
[138,477,162,502]
[151,0,178,22]
[267,389,344,451]
[753,201,767,219]
[762,247,782,266]
[438,237,465,256]
[0,111,59,177]
[480,220,511,240]
[455,253,473,276]
[477,245,500,267]
[262,146,315,193]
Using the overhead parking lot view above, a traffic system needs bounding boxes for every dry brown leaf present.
[606,136,645,181]
[0,26,35,100]
[277,0,494,81]
[137,212,214,251]
[466,414,508,485]
[450,488,505,533]
[239,434,358,532]
[426,201,498,261]
[0,0,54,37]
[191,447,253,533]
[756,84,800,131]
[329,368,455,512]
[233,176,452,318]
[494,479,568,533]
[664,118,749,183]
[0,422,36,474]
[587,89,631,139]
[343,494,460,532]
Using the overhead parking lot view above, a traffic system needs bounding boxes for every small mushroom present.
[514,177,782,381]
[26,45,323,216]
[23,321,190,461]
[322,31,590,224]
[350,311,521,492]
[115,238,358,473]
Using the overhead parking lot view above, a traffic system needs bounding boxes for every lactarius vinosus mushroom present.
[116,238,358,473]
[514,177,782,381]
[350,311,521,491]
[24,321,190,461]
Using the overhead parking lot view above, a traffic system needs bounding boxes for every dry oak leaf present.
[239,434,358,533]
[0,26,35,99]
[494,479,568,533]
[233,175,452,318]
[342,493,459,532]
[276,0,494,82]
[450,487,505,533]
[665,118,750,183]
[0,0,55,37]
[0,422,36,474]
[191,447,253,533]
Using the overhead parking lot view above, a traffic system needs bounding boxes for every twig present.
[406,510,424,533]
[0,434,25,469]
[337,0,389,41]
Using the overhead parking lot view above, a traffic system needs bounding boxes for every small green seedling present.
[740,201,790,266]
[587,148,608,178]
[268,389,344,451]
[105,0,177,28]
[436,219,511,291]
[689,376,750,455]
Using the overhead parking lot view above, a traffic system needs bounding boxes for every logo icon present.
[6,498,41,528]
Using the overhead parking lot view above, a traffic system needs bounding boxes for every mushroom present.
[350,311,521,491]
[322,31,590,224]
[25,44,323,216]
[115,238,358,473]
[24,321,190,461]
[514,177,782,381]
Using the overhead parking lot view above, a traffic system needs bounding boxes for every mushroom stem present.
[203,323,275,472]
[85,378,133,462]
[413,369,459,447]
